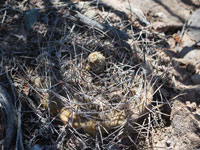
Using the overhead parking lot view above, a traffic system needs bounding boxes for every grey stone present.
[187,9,200,43]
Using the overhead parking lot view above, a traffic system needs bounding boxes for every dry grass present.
[0,1,172,149]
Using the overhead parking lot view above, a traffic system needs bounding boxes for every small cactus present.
[86,51,105,74]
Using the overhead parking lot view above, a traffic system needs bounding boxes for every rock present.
[187,9,200,43]
[169,100,200,150]
[181,32,196,47]
[101,0,190,27]
[179,49,200,62]
[152,21,168,32]
[152,100,200,150]
[177,9,200,64]
[177,31,200,64]
[191,74,200,84]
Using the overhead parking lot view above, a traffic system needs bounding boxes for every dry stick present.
[74,11,129,41]
[6,67,17,102]
[0,85,16,150]
[0,50,3,75]
[126,4,150,26]
[15,102,24,150]
[172,76,200,92]
[6,67,24,150]
[1,9,7,24]
[1,5,23,14]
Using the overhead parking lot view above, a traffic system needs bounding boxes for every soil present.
[0,0,200,150]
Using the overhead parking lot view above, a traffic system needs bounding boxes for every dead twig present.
[0,85,16,150]
[15,101,24,150]
[72,11,129,41]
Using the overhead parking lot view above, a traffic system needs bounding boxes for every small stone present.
[187,9,200,43]
[180,49,200,62]
[181,32,195,47]
[152,21,168,32]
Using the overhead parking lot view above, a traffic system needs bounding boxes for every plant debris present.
[0,0,200,150]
